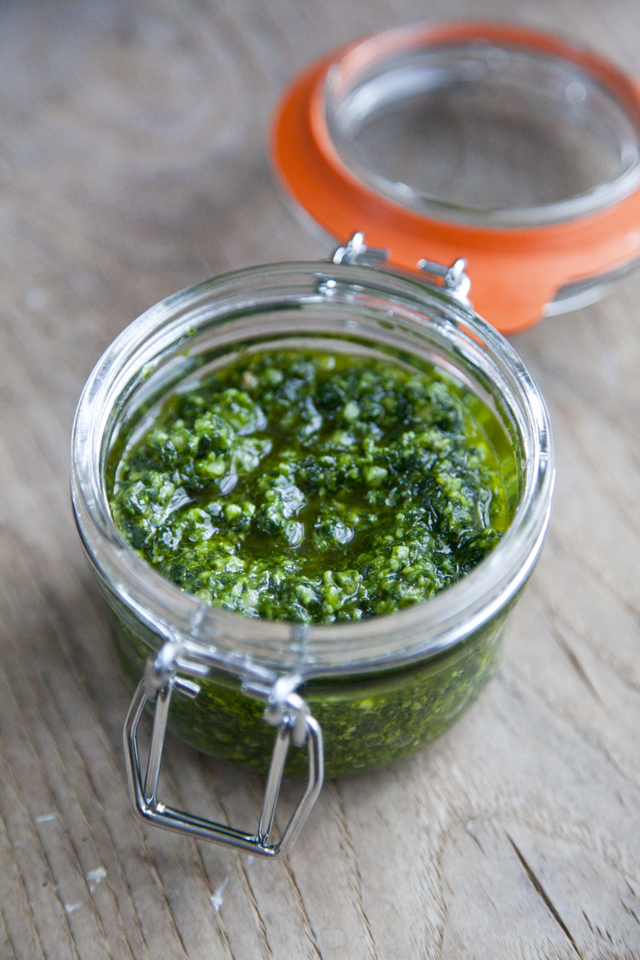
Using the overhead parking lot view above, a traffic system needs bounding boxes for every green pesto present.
[109,350,512,624]
[106,348,517,776]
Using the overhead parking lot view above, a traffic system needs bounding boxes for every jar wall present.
[105,580,512,778]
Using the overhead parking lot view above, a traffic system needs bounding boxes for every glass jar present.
[71,255,554,857]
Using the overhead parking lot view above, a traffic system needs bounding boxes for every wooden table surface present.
[2,0,640,957]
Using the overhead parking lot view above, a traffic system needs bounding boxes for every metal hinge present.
[332,231,472,306]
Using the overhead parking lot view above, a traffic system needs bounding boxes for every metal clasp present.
[332,231,389,267]
[331,231,472,307]
[417,256,472,306]
[123,636,323,859]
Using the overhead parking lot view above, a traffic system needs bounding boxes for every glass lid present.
[325,36,640,227]
[272,22,640,333]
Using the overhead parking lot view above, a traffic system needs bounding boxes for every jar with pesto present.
[71,259,553,855]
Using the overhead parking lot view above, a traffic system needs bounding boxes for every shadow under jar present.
[71,260,554,854]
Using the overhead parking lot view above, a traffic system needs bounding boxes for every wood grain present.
[1,0,640,957]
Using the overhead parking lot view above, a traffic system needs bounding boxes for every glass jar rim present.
[71,261,554,678]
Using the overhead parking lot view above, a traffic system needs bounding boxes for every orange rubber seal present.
[272,22,640,333]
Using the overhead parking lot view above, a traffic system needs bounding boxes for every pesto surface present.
[110,350,511,623]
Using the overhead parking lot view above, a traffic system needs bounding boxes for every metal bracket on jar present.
[123,635,323,859]
[332,231,472,307]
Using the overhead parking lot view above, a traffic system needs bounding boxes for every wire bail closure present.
[332,232,472,306]
[123,634,324,858]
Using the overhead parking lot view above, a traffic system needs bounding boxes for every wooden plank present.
[1,0,640,956]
